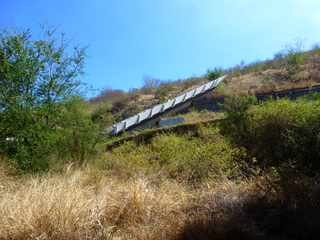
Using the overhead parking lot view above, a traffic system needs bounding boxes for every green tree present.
[0,28,87,171]
[56,97,101,164]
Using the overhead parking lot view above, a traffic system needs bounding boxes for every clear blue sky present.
[1,0,320,95]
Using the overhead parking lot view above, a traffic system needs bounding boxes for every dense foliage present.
[0,29,101,172]
[222,95,320,175]
[98,125,246,182]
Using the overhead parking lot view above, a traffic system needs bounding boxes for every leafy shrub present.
[223,97,320,173]
[0,109,59,171]
[152,133,241,182]
[283,41,306,76]
[105,129,244,182]
[101,141,158,177]
[221,96,258,143]
[287,51,305,67]
[0,28,100,172]
[55,97,101,164]
[207,68,224,80]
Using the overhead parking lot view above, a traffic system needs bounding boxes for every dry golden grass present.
[216,62,320,97]
[0,167,191,240]
[0,163,257,240]
[0,164,318,240]
[177,111,225,124]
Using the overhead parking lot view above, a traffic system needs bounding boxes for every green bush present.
[55,97,101,164]
[102,141,158,177]
[207,68,224,80]
[0,97,101,172]
[0,109,58,171]
[0,28,100,172]
[104,129,244,182]
[283,41,306,76]
[223,97,320,173]
[151,133,239,181]
[221,96,258,143]
[287,51,305,67]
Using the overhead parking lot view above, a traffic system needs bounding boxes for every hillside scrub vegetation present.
[100,127,245,182]
[217,41,320,96]
[0,29,106,172]
[2,28,320,240]
[0,163,319,240]
[222,95,320,175]
[89,40,320,123]
[102,95,320,182]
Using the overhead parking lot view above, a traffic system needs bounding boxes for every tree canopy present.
[0,29,100,171]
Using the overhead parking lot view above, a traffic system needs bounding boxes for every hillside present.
[3,97,320,240]
[2,28,320,240]
[90,46,320,127]
[217,50,320,96]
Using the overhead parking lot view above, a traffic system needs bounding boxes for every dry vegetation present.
[3,31,320,240]
[2,98,320,239]
[0,166,184,240]
[89,77,209,123]
[214,47,320,97]
[89,46,320,125]
[0,164,319,240]
[176,111,225,124]
[216,65,320,97]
